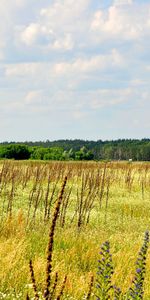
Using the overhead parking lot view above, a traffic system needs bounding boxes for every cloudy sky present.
[0,0,150,141]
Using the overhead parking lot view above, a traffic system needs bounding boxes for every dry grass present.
[0,160,149,299]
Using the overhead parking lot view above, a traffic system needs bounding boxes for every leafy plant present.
[95,241,113,299]
[126,230,149,299]
[94,231,149,300]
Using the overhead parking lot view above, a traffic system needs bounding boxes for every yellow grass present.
[0,160,149,299]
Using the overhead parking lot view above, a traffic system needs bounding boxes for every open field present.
[0,160,150,299]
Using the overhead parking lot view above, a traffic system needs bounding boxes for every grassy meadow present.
[0,160,150,299]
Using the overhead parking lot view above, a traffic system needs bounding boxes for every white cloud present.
[25,90,45,105]
[19,0,90,50]
[40,0,90,22]
[20,23,52,46]
[53,49,124,76]
[113,0,133,5]
[16,0,150,56]
[4,48,124,84]
[52,34,74,50]
[20,23,74,50]
[90,88,132,109]
[91,2,150,40]
[5,63,42,77]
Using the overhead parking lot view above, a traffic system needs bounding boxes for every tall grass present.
[0,161,149,299]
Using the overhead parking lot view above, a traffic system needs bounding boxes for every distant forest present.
[0,139,150,161]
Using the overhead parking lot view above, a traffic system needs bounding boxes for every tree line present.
[0,139,149,161]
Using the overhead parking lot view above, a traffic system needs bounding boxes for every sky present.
[0,0,150,142]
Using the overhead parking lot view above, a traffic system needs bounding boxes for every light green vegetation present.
[0,160,150,299]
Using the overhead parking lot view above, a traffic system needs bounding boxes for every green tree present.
[0,144,30,160]
[43,147,64,160]
[30,147,48,160]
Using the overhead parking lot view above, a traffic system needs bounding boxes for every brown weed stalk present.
[56,275,67,300]
[29,260,39,300]
[59,185,72,227]
[44,176,67,299]
[46,175,61,221]
[49,272,58,299]
[26,293,30,300]
[99,162,107,208]
[86,274,94,300]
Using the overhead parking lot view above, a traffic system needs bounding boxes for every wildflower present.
[127,231,149,299]
[95,241,114,299]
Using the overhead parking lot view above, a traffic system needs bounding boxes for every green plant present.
[126,230,149,299]
[95,241,114,299]
[94,231,149,300]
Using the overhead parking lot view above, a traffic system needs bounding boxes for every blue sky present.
[0,0,150,141]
